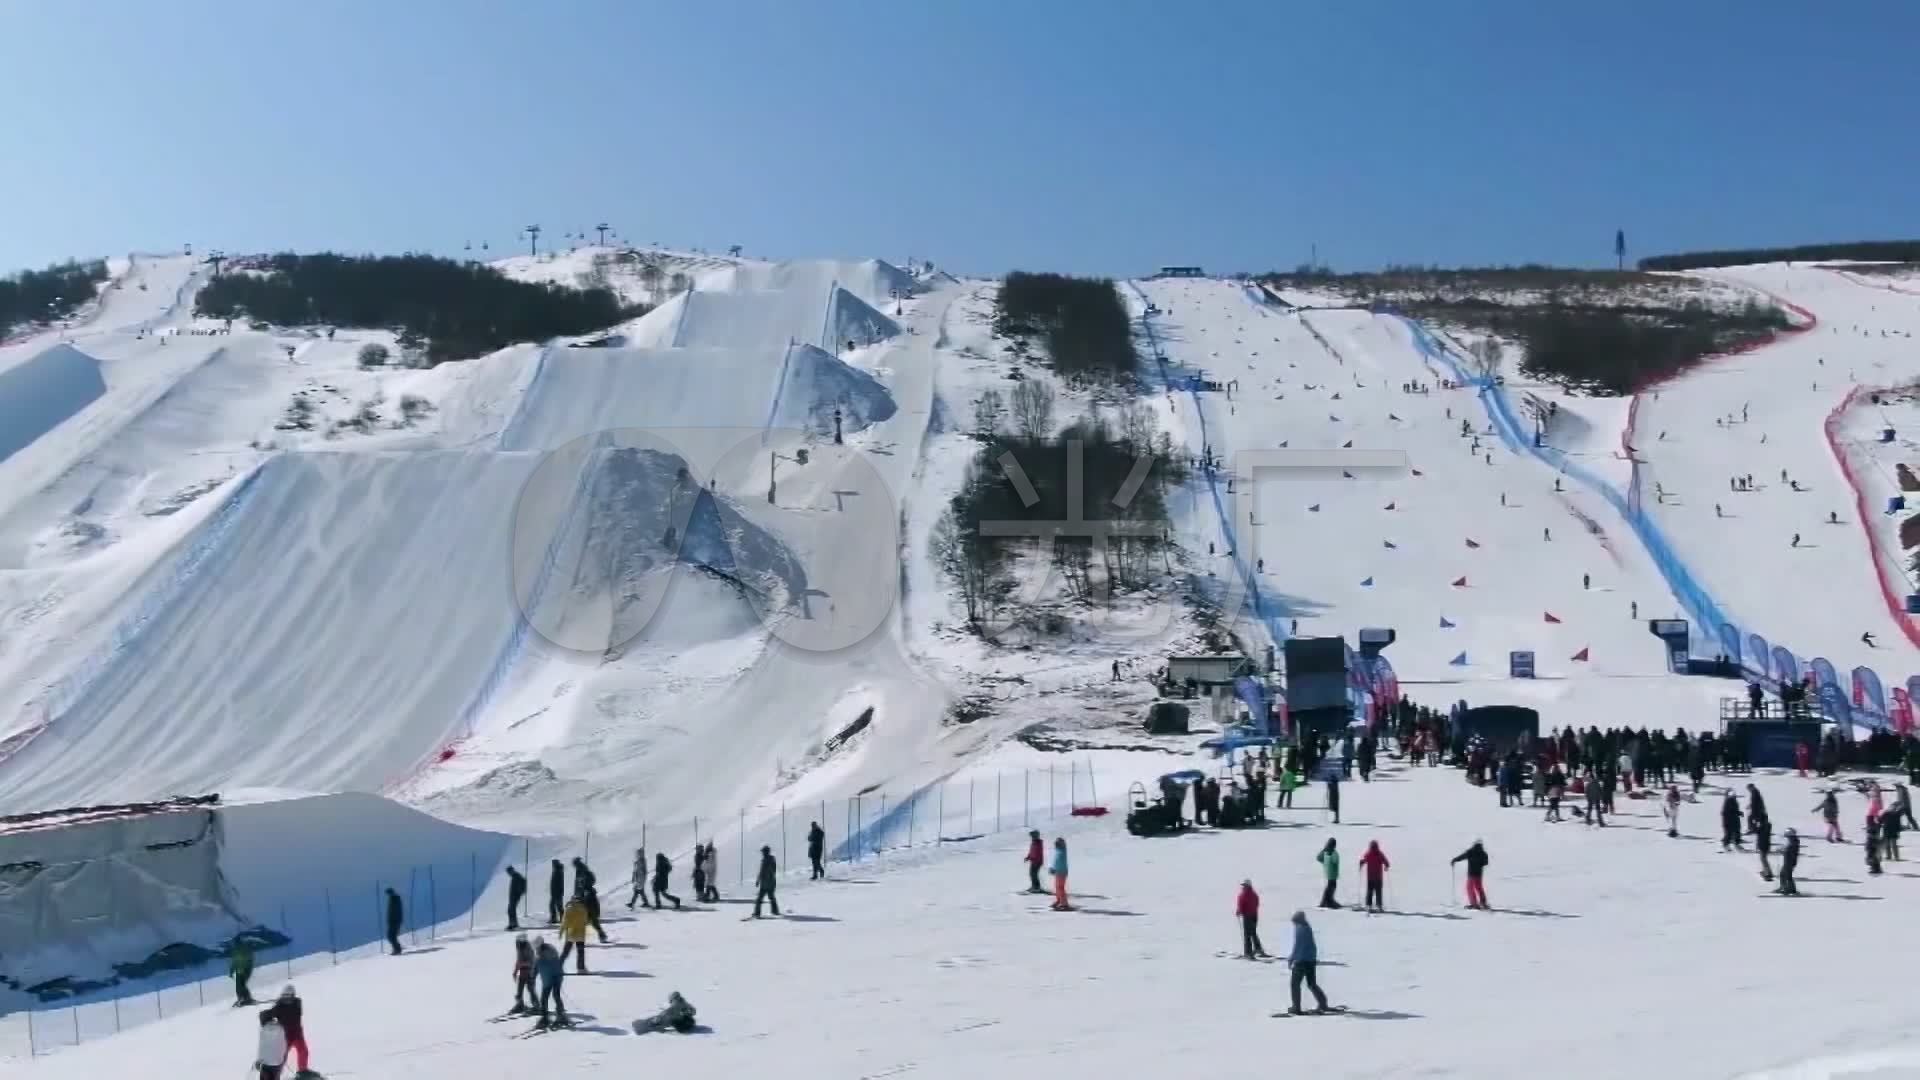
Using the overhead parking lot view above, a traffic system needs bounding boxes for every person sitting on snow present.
[634,992,698,1034]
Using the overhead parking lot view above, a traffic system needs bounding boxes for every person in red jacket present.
[1023,830,1045,894]
[1794,741,1810,779]
[1235,879,1267,959]
[1358,840,1390,912]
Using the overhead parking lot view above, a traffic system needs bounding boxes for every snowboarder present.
[230,940,256,1006]
[559,896,591,973]
[1316,838,1341,909]
[1451,840,1490,909]
[548,859,565,924]
[753,846,780,918]
[1050,837,1071,911]
[1817,791,1844,842]
[506,865,528,929]
[1325,771,1341,824]
[1358,840,1389,912]
[533,937,570,1029]
[511,933,537,1014]
[807,821,827,880]
[1236,880,1267,958]
[651,853,681,910]
[629,847,651,910]
[1286,911,1332,1014]
[263,985,308,1075]
[255,1011,290,1080]
[633,992,697,1034]
[1663,785,1682,838]
[1720,792,1744,851]
[1024,830,1045,893]
[1791,533,1801,548]
[385,887,405,955]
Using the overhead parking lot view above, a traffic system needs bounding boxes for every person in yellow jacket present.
[559,897,591,974]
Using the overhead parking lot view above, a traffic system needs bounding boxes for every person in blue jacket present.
[533,937,571,1029]
[1286,910,1332,1014]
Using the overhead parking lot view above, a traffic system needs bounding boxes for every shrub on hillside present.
[0,259,108,336]
[196,253,637,365]
[1640,240,1920,272]
[994,272,1135,382]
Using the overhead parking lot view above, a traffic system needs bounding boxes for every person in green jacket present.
[230,941,256,1006]
[1277,767,1302,810]
[1316,838,1341,909]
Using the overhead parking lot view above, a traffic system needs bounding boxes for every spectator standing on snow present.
[690,845,708,904]
[385,888,405,955]
[652,853,682,910]
[1286,911,1332,1014]
[534,937,569,1028]
[512,933,536,1014]
[753,846,780,918]
[1050,837,1071,911]
[1883,802,1904,861]
[1776,829,1800,896]
[1024,830,1046,893]
[1753,806,1775,881]
[808,821,827,880]
[1663,786,1682,838]
[1721,792,1745,851]
[560,896,591,973]
[230,940,256,1006]
[1451,840,1491,909]
[572,858,609,943]
[255,1012,290,1080]
[505,866,528,930]
[1236,880,1266,959]
[548,859,565,924]
[1583,770,1606,827]
[1277,765,1301,809]
[1816,791,1844,842]
[703,844,722,903]
[1325,771,1342,824]
[1358,840,1389,912]
[629,847,651,910]
[1316,838,1341,909]
[263,985,308,1075]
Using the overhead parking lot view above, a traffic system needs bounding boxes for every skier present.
[533,936,571,1029]
[1829,510,1839,524]
[263,985,308,1076]
[1236,879,1267,958]
[255,1011,290,1080]
[1791,533,1801,548]
[1817,791,1844,842]
[1862,631,1877,648]
[807,821,827,880]
[1882,801,1904,861]
[1895,783,1918,830]
[1582,573,1590,590]
[548,859,565,924]
[511,933,537,1014]
[1720,791,1744,851]
[1582,769,1606,826]
[559,896,591,973]
[752,846,780,918]
[651,852,682,910]
[628,846,651,910]
[1631,601,1638,619]
[1285,911,1332,1015]
[1867,815,1885,876]
[1663,785,1682,838]
[1753,805,1775,881]
[230,940,256,1006]
[1451,840,1490,909]
[385,887,405,955]
[505,865,527,929]
[1358,840,1389,912]
[1316,838,1341,909]
[1024,829,1046,893]
[1715,503,1723,518]
[1050,837,1071,911]
[633,992,698,1034]
[1325,771,1342,824]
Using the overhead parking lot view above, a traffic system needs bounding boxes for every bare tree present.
[972,388,1006,439]
[1009,376,1056,442]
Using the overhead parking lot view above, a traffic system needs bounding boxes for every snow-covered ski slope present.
[0,251,968,848]
[1131,277,1689,681]
[21,760,1920,1080]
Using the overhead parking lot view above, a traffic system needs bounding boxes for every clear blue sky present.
[3,0,1914,277]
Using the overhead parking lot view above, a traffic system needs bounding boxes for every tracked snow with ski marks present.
[1634,264,1920,676]
[1130,277,1690,680]
[23,760,1920,1079]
